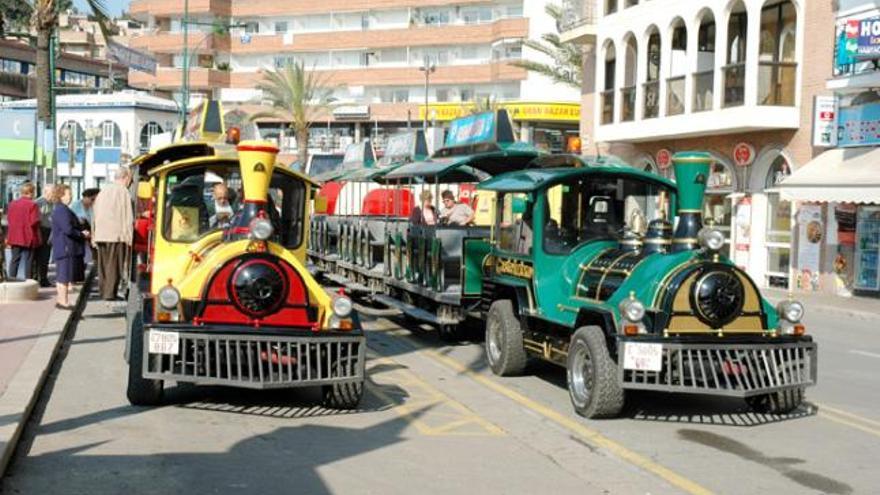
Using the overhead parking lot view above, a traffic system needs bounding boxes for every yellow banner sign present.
[419,102,581,123]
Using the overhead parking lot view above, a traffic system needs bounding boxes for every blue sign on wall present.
[838,102,880,147]
[445,112,496,147]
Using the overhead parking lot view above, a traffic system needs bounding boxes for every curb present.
[0,267,95,480]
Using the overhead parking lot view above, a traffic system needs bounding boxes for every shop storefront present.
[0,110,40,206]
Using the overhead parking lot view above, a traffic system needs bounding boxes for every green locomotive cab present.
[479,152,817,419]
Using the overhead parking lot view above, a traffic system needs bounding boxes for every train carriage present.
[125,102,365,409]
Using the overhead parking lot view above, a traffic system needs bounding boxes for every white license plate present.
[623,342,663,372]
[148,330,180,355]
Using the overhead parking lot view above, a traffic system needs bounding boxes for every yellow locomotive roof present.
[144,148,319,187]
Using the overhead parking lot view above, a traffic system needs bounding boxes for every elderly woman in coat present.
[51,184,89,309]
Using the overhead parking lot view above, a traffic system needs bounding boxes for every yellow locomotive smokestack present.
[237,141,279,202]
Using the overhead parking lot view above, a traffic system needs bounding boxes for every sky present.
[73,0,129,17]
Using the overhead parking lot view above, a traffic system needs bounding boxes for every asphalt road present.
[1,292,878,495]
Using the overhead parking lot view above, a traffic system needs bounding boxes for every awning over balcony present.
[779,147,880,204]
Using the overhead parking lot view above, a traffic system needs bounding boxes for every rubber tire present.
[746,388,805,414]
[485,300,528,376]
[322,355,365,410]
[126,318,164,406]
[566,326,625,419]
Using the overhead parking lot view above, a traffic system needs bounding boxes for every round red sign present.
[733,142,755,167]
[656,149,672,170]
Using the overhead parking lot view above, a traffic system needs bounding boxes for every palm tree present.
[468,95,500,115]
[509,3,582,90]
[0,0,33,37]
[252,61,338,170]
[28,0,111,125]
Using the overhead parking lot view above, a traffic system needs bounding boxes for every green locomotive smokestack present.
[671,151,712,252]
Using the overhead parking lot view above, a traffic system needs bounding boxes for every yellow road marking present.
[377,330,711,495]
[818,412,880,439]
[815,403,880,428]
[367,356,506,437]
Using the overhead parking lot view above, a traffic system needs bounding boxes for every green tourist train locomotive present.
[308,110,817,419]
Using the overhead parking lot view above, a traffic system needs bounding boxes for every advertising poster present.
[797,204,823,289]
[856,17,880,58]
[837,102,880,147]
[813,96,838,147]
[733,197,751,269]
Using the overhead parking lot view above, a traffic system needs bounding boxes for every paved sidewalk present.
[764,287,880,321]
[0,272,93,479]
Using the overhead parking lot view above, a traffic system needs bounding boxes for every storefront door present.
[763,155,793,288]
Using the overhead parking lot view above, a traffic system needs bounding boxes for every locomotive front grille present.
[144,331,366,389]
[619,341,817,397]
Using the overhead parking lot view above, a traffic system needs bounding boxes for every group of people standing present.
[2,166,134,309]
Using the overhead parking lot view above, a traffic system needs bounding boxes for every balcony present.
[130,31,228,54]
[559,0,597,44]
[600,89,614,124]
[723,63,745,108]
[666,76,685,116]
[619,86,635,122]
[643,80,659,119]
[692,70,713,112]
[129,67,231,91]
[129,0,232,20]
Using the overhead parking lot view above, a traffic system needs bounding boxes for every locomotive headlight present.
[332,295,353,318]
[620,298,646,322]
[249,218,274,241]
[698,227,726,252]
[158,285,181,309]
[777,300,805,323]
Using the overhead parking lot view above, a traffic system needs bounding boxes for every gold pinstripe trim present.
[595,251,637,299]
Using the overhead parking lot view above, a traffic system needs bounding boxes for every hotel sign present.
[844,16,880,59]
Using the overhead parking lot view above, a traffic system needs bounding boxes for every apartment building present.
[565,0,834,292]
[127,0,581,153]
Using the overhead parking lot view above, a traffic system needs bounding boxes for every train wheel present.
[566,326,624,419]
[485,300,528,376]
[321,357,364,410]
[126,318,164,406]
[746,388,804,415]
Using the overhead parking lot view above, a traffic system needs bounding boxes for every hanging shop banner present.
[838,101,880,147]
[797,204,823,290]
[0,110,35,162]
[108,40,157,75]
[445,112,497,147]
[813,96,838,147]
[854,17,880,59]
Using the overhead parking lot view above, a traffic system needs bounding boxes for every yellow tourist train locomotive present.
[124,102,364,408]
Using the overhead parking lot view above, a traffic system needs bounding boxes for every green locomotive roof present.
[380,142,542,183]
[478,155,676,192]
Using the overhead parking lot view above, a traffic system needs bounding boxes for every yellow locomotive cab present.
[126,101,365,409]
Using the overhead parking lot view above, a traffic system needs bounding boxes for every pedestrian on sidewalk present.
[6,183,42,281]
[71,187,99,268]
[92,166,133,301]
[50,184,88,309]
[0,206,7,282]
[33,184,55,287]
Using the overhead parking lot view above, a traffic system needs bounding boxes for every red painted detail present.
[237,144,279,154]
[459,184,476,204]
[316,181,343,214]
[230,226,250,235]
[198,256,314,328]
[243,199,268,205]
[361,188,414,217]
[260,350,297,366]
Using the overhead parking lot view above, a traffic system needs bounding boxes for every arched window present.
[764,153,793,288]
[694,9,716,112]
[667,18,687,116]
[601,40,616,124]
[621,34,637,121]
[58,120,84,150]
[704,157,735,249]
[140,121,164,151]
[644,26,661,118]
[759,0,797,106]
[725,1,748,107]
[95,120,121,148]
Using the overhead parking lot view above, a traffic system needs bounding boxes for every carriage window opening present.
[543,177,673,255]
[269,173,307,249]
[163,166,243,242]
[498,192,532,255]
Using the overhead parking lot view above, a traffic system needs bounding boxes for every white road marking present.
[849,350,880,359]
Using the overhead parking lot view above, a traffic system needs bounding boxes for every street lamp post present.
[180,0,189,128]
[419,55,436,131]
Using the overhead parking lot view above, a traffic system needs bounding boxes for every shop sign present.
[420,102,581,123]
[813,96,838,147]
[332,105,370,120]
[838,101,880,147]
[796,205,823,290]
[108,40,157,75]
[0,110,36,162]
[733,142,755,167]
[850,16,880,59]
[656,149,672,170]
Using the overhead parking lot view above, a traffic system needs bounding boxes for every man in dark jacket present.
[6,182,42,281]
[33,184,54,287]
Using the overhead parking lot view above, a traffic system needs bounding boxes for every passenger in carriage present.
[208,183,236,229]
[409,190,438,226]
[439,190,474,226]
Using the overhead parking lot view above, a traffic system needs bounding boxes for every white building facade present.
[0,91,177,199]
[570,0,834,292]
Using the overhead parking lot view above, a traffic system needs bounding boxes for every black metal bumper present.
[142,325,366,390]
[616,336,817,397]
